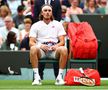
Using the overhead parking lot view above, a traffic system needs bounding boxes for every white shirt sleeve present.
[57,22,66,36]
[29,23,37,38]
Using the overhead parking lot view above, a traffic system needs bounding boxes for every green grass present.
[0,80,108,90]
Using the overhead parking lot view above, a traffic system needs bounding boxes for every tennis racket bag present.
[64,68,100,86]
[68,22,98,59]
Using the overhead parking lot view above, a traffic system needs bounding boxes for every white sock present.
[57,69,64,79]
[33,68,40,79]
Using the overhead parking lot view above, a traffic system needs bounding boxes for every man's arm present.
[29,37,50,52]
[57,35,65,46]
[51,35,65,51]
[29,37,36,48]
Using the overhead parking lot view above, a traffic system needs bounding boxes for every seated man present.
[29,4,68,85]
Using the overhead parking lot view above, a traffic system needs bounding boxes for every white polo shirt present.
[29,20,66,45]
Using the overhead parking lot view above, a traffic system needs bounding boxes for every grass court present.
[0,80,108,90]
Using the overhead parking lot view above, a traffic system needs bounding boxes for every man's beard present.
[44,17,51,20]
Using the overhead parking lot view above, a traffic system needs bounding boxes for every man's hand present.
[50,45,59,51]
[40,44,50,52]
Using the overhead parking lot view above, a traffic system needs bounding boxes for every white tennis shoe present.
[32,79,42,85]
[55,78,66,85]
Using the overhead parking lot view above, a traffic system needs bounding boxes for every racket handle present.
[79,67,84,74]
[79,67,88,77]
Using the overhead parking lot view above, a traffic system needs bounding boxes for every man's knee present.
[58,46,68,54]
[30,46,40,55]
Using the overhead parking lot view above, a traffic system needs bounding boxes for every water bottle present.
[46,43,52,58]
[10,43,15,50]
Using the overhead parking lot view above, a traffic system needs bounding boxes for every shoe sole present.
[32,83,42,86]
[55,82,66,85]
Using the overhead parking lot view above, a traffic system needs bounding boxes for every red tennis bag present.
[68,22,98,59]
[64,68,101,86]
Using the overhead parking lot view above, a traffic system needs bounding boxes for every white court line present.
[101,78,108,80]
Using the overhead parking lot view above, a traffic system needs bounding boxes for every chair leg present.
[32,71,34,81]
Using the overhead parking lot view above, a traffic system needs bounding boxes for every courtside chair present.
[68,39,101,70]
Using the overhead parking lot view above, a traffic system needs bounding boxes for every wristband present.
[36,43,42,48]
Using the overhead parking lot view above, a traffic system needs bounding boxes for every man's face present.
[41,6,52,20]
[4,17,13,29]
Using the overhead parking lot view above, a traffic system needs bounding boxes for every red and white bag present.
[64,68,101,86]
[68,22,98,59]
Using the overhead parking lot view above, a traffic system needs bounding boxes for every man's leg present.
[55,46,68,85]
[30,46,42,85]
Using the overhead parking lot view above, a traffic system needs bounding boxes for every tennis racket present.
[79,68,95,86]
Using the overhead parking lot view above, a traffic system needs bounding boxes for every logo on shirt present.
[52,26,55,28]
